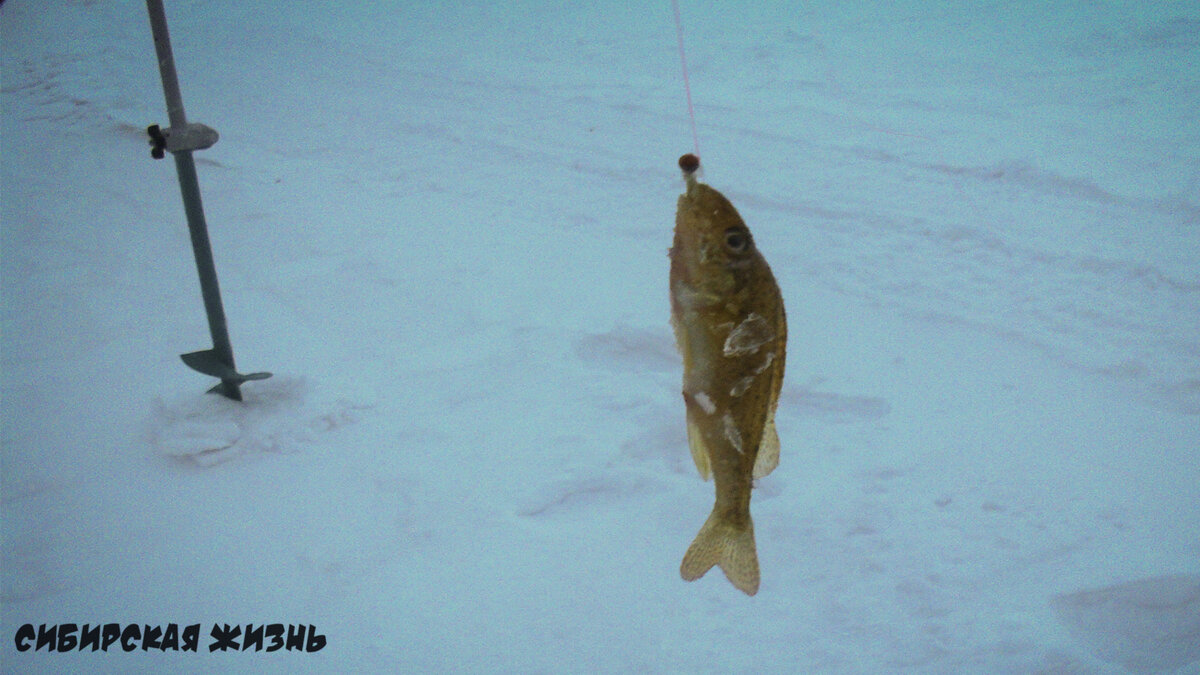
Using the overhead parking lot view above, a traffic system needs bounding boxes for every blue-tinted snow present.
[2,1,1198,672]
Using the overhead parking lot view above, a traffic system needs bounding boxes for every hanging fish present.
[669,154,787,596]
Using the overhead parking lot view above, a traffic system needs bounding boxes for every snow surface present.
[2,0,1199,672]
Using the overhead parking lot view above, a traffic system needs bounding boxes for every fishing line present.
[671,0,700,158]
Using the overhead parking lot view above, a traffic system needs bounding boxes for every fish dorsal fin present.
[686,409,712,480]
[752,414,779,479]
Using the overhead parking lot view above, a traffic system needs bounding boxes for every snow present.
[2,0,1198,672]
[722,313,775,357]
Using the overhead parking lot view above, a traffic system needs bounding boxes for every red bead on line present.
[678,153,700,174]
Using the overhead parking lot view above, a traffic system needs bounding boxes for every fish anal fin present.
[685,409,712,480]
[680,511,760,595]
[752,415,780,479]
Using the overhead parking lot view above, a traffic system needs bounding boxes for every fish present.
[669,153,787,596]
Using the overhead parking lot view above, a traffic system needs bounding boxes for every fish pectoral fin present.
[685,408,712,481]
[752,415,780,479]
[680,511,760,595]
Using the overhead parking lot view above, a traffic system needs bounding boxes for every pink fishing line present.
[672,0,700,158]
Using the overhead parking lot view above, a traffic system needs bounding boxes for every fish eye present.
[724,228,750,253]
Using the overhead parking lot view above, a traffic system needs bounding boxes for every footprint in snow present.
[780,384,891,424]
[574,325,679,374]
[517,472,661,518]
[1051,574,1200,672]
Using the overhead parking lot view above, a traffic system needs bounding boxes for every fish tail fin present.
[680,510,760,595]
